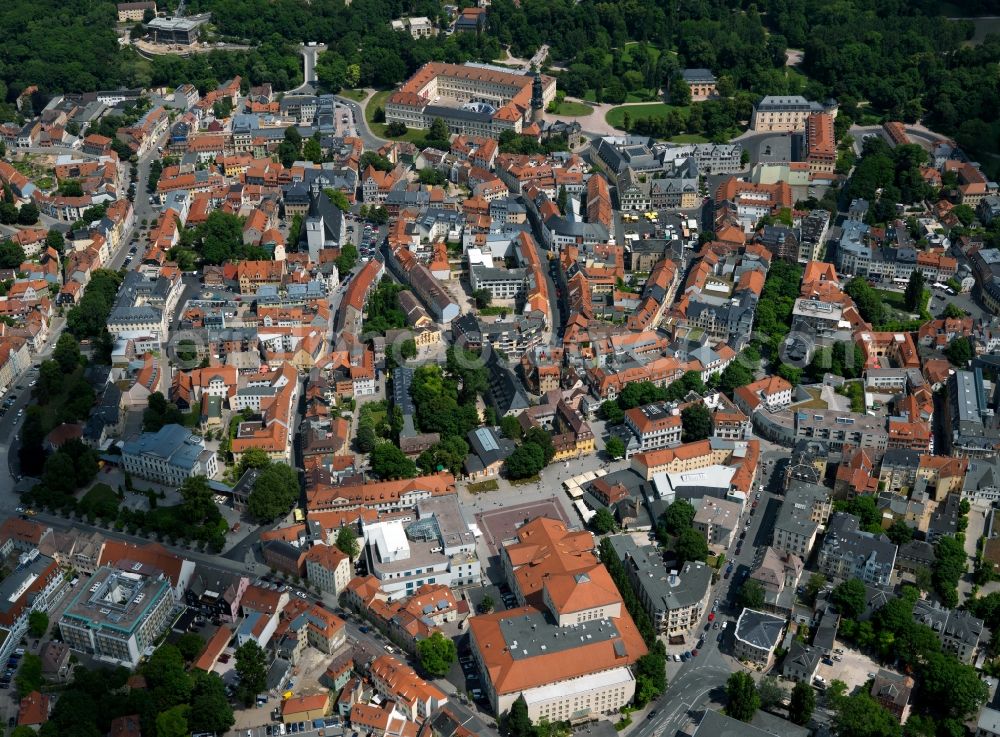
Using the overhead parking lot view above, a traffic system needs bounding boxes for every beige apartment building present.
[693,497,742,550]
[750,95,836,133]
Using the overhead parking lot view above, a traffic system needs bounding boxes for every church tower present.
[531,69,544,124]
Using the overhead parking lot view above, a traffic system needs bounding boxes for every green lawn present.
[620,42,667,67]
[549,100,593,117]
[584,89,661,104]
[670,133,710,143]
[467,479,499,494]
[605,103,689,130]
[79,483,119,519]
[364,88,432,144]
[340,88,368,102]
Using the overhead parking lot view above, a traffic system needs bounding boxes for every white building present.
[59,565,175,667]
[0,550,65,663]
[120,423,218,486]
[363,495,480,598]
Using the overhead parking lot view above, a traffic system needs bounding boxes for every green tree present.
[660,499,696,536]
[675,527,708,565]
[933,535,967,608]
[0,239,26,268]
[234,641,267,705]
[945,336,974,367]
[599,400,624,424]
[53,332,81,373]
[725,671,760,722]
[335,526,360,561]
[472,288,492,309]
[500,415,523,440]
[43,450,79,494]
[499,694,534,737]
[605,435,626,460]
[16,653,43,695]
[757,676,783,709]
[336,242,358,274]
[942,302,966,319]
[235,447,271,478]
[143,644,191,710]
[188,671,234,735]
[523,426,555,464]
[27,610,49,637]
[681,403,712,442]
[633,649,667,705]
[789,680,815,726]
[505,442,546,479]
[248,462,300,522]
[428,117,449,143]
[175,632,205,661]
[918,650,988,718]
[831,578,866,620]
[591,507,616,534]
[45,229,65,254]
[155,705,189,737]
[17,203,39,225]
[179,475,215,523]
[718,361,753,394]
[886,518,913,546]
[739,579,765,610]
[370,442,418,479]
[903,270,925,311]
[416,632,457,677]
[303,135,323,163]
[803,572,827,604]
[833,693,902,737]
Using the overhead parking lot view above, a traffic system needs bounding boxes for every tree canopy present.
[416,632,457,677]
[725,671,760,722]
[234,641,267,705]
[248,462,300,522]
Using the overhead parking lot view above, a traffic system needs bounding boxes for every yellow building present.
[282,693,330,723]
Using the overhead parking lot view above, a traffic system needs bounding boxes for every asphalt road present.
[107,133,167,272]
[293,45,327,93]
[635,486,782,737]
[333,95,383,150]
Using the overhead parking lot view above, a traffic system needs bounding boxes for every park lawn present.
[605,103,689,130]
[670,133,710,143]
[621,42,665,67]
[365,88,435,144]
[365,89,393,125]
[467,479,499,494]
[550,100,593,116]
[583,88,661,104]
[79,483,120,518]
[340,88,367,102]
[785,65,811,91]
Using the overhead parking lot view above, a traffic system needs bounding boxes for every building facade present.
[59,566,174,667]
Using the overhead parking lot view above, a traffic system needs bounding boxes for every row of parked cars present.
[0,648,25,689]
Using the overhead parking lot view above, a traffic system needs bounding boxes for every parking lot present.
[814,641,881,692]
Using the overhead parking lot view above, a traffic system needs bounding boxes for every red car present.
[691,649,699,657]
[708,612,715,621]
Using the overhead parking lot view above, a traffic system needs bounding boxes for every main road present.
[629,484,783,737]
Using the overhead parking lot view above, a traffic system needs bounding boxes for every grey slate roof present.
[734,607,785,651]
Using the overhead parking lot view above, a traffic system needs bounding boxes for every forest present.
[1,0,998,160]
